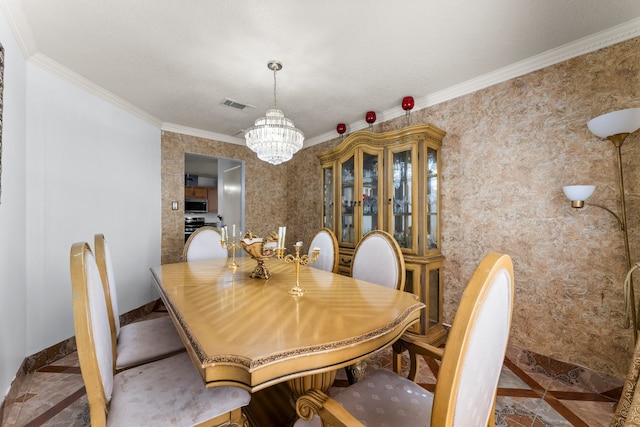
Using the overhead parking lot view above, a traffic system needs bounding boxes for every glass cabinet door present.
[390,145,417,251]
[340,155,355,244]
[322,166,334,230]
[360,151,381,238]
[404,264,421,333]
[426,146,439,251]
[428,263,442,330]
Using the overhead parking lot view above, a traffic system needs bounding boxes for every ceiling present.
[3,1,640,147]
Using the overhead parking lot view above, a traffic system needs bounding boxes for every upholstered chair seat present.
[182,226,228,261]
[295,252,514,427]
[332,369,434,425]
[108,352,250,426]
[295,369,433,427]
[95,234,184,371]
[114,316,183,369]
[71,242,250,426]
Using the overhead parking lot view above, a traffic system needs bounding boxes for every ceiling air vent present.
[221,98,255,112]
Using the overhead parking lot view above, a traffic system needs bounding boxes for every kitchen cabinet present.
[207,187,218,212]
[318,124,446,344]
[184,186,208,199]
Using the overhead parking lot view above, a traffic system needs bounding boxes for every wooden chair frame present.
[182,226,228,261]
[351,229,406,291]
[94,233,184,371]
[297,252,514,427]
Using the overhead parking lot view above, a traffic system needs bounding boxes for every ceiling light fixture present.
[245,60,304,165]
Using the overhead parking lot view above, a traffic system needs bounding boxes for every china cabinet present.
[319,124,446,344]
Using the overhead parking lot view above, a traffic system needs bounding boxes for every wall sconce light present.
[562,184,623,229]
[562,185,595,209]
[563,107,640,341]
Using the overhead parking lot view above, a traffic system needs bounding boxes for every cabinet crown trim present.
[317,124,446,163]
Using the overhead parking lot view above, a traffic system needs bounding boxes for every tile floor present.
[2,314,624,426]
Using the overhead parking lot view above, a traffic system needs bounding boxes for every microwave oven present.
[185,198,208,213]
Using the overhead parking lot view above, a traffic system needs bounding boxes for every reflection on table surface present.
[151,256,424,392]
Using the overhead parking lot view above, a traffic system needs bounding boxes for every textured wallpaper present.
[162,36,640,378]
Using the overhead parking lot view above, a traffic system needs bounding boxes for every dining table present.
[150,255,424,403]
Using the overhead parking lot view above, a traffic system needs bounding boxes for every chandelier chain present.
[273,67,277,109]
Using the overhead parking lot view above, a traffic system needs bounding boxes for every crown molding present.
[29,53,163,127]
[161,123,246,145]
[0,0,37,58]
[419,17,640,110]
[306,17,640,147]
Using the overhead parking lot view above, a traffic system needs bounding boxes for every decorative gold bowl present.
[240,231,279,279]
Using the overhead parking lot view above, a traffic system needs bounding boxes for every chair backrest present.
[431,252,514,426]
[308,228,339,273]
[70,242,113,425]
[94,234,120,360]
[351,230,405,291]
[182,226,228,261]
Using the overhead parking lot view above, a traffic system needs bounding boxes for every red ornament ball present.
[365,111,376,124]
[402,96,415,111]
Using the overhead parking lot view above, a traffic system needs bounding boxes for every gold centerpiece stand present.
[240,231,320,296]
[240,231,279,279]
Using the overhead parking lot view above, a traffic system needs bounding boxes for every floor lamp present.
[563,107,640,343]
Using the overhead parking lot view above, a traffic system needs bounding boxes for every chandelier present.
[245,61,304,165]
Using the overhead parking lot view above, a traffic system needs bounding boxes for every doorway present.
[222,165,243,234]
[184,153,244,233]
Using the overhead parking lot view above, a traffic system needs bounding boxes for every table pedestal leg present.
[287,370,337,400]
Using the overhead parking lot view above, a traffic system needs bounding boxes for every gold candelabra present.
[276,242,320,296]
[220,233,240,272]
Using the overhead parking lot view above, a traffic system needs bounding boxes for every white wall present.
[0,7,162,398]
[25,63,162,355]
[0,6,28,400]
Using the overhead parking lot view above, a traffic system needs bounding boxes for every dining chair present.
[351,229,405,291]
[71,242,251,427]
[308,228,339,273]
[94,234,184,371]
[345,230,406,383]
[295,252,515,427]
[182,226,228,261]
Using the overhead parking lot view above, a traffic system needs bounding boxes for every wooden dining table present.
[150,255,424,401]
